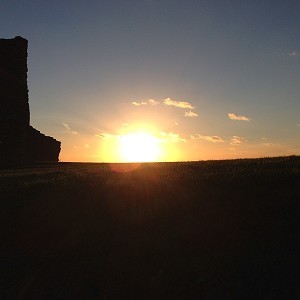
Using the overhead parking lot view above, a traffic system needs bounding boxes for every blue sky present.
[1,0,299,161]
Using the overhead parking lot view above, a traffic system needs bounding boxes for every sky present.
[1,0,300,162]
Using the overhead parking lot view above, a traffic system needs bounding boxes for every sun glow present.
[98,125,183,163]
[119,132,161,162]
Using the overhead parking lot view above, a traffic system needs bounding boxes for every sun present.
[98,125,182,163]
[118,132,161,162]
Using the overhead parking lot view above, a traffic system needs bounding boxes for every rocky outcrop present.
[0,36,61,164]
[26,126,61,162]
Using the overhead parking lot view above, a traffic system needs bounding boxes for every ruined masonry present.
[0,36,61,164]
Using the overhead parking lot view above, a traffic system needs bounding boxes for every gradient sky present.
[1,0,300,162]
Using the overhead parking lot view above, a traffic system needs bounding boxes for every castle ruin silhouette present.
[0,36,61,164]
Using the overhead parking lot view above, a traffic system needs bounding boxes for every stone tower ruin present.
[0,36,61,164]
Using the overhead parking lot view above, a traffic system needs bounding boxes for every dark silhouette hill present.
[0,36,60,164]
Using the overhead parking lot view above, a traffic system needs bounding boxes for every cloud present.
[185,111,198,118]
[228,113,251,121]
[191,134,224,143]
[263,143,275,146]
[231,136,247,145]
[61,123,78,135]
[132,101,147,106]
[163,98,194,109]
[132,98,196,114]
[132,99,160,106]
[95,130,186,143]
[95,133,113,139]
[160,132,186,143]
[62,122,71,131]
[289,51,300,57]
[148,99,160,105]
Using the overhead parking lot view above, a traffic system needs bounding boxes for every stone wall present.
[0,36,61,164]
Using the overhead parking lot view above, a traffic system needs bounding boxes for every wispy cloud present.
[163,98,194,109]
[132,99,160,106]
[95,133,113,139]
[62,123,78,135]
[231,136,247,145]
[95,131,186,143]
[148,99,160,105]
[191,134,224,143]
[132,101,147,106]
[62,122,71,131]
[289,50,300,57]
[132,98,196,113]
[185,111,198,118]
[228,113,251,121]
[160,132,186,143]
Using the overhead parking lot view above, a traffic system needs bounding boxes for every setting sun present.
[118,132,161,162]
[97,127,183,163]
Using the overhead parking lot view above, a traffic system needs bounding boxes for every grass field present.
[1,156,299,299]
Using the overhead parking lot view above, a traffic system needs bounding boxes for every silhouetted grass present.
[0,156,299,299]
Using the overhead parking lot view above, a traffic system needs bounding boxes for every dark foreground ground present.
[0,156,299,299]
